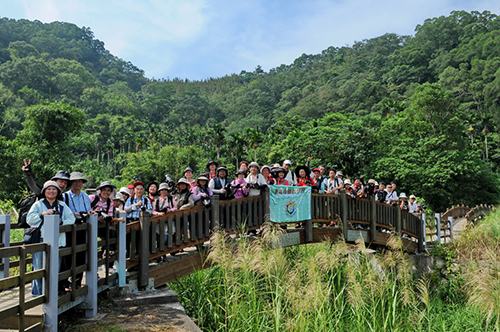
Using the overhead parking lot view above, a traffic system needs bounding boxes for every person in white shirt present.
[245,162,267,196]
[408,195,419,214]
[385,184,398,205]
[326,169,344,194]
[283,160,296,185]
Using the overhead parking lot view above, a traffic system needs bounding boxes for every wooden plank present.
[211,195,220,230]
[196,210,203,239]
[150,219,157,254]
[253,196,258,226]
[225,204,230,231]
[130,227,136,261]
[236,200,242,229]
[19,246,26,332]
[159,219,165,252]
[204,208,210,238]
[230,202,236,230]
[175,214,181,246]
[183,212,189,244]
[190,210,196,241]
[247,199,252,228]
[167,216,173,249]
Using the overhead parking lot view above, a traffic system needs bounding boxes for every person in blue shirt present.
[27,181,75,296]
[125,181,153,222]
[62,172,92,290]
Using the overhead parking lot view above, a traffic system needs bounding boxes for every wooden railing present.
[0,188,434,329]
[0,214,126,332]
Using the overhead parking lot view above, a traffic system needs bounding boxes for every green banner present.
[269,185,311,223]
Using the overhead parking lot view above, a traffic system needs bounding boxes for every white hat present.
[344,179,352,185]
[399,192,407,199]
[283,160,292,165]
[409,194,416,199]
[119,187,130,195]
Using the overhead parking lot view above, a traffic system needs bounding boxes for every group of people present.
[21,157,425,296]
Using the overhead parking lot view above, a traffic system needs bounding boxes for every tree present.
[16,101,85,182]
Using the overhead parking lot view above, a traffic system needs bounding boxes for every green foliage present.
[0,11,500,212]
[15,101,85,187]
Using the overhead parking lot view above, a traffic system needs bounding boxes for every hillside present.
[1,10,500,211]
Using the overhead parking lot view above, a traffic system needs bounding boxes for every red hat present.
[133,181,144,188]
[313,168,321,173]
[127,184,135,189]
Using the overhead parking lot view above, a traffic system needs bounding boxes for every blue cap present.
[184,167,193,174]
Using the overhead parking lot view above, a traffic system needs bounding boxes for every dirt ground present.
[60,294,200,332]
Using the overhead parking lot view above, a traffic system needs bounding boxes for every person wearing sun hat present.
[89,181,116,218]
[399,192,408,210]
[191,174,213,206]
[153,183,177,215]
[62,172,92,291]
[282,160,296,185]
[206,160,219,181]
[209,165,231,200]
[295,165,312,187]
[27,180,76,296]
[231,169,249,198]
[183,167,196,189]
[245,162,267,197]
[20,158,72,200]
[260,165,272,184]
[173,178,195,210]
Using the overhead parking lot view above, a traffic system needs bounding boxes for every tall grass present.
[170,223,495,331]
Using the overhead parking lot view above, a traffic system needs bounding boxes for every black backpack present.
[18,194,38,228]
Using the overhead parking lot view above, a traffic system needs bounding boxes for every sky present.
[2,0,500,81]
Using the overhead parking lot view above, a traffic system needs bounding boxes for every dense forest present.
[1,10,500,211]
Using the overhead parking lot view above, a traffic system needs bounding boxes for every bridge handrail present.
[0,214,127,331]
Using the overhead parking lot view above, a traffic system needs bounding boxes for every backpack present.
[18,194,38,228]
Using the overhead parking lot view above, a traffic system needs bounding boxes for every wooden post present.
[370,197,376,242]
[417,215,424,253]
[396,208,402,236]
[43,215,60,331]
[139,211,150,290]
[0,215,10,279]
[305,219,313,243]
[421,213,427,250]
[117,213,127,287]
[340,190,348,239]
[211,195,220,230]
[435,213,441,244]
[262,186,270,225]
[84,215,98,318]
[448,216,454,241]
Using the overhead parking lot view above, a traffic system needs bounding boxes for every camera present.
[96,209,112,222]
[202,198,211,207]
[269,179,275,185]
[52,208,60,215]
[230,183,242,189]
[364,183,375,197]
[270,169,279,179]
[77,211,90,223]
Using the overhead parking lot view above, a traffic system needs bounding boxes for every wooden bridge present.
[1,188,481,331]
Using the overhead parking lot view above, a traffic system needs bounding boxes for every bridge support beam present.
[304,220,313,243]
